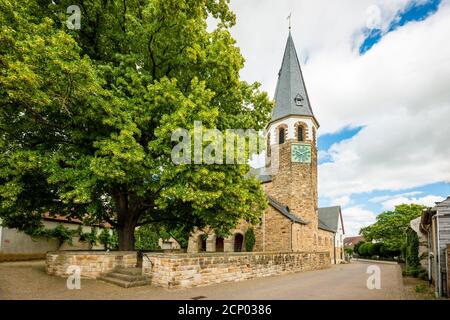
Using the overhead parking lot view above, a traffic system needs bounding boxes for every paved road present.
[0,260,407,300]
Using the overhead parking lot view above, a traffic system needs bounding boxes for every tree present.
[360,204,424,253]
[0,0,272,250]
[245,228,256,252]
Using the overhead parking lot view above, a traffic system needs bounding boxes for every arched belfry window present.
[295,122,307,142]
[297,126,304,142]
[279,127,285,144]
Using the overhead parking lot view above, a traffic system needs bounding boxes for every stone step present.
[113,267,143,276]
[97,275,150,288]
[107,272,149,282]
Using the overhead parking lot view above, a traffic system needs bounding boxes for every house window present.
[279,128,285,144]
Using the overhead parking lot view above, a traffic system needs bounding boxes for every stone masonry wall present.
[142,251,330,289]
[46,251,137,279]
[261,206,292,252]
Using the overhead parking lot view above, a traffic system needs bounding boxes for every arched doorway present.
[234,234,244,252]
[215,237,224,252]
[198,235,206,252]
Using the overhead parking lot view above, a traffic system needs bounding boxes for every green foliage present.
[358,242,371,257]
[30,223,76,246]
[98,228,112,250]
[109,230,119,250]
[48,224,75,246]
[353,241,365,255]
[414,284,427,293]
[0,0,272,250]
[369,242,383,257]
[405,227,421,269]
[344,248,353,255]
[245,228,256,252]
[135,224,189,250]
[84,227,98,246]
[135,225,160,251]
[360,204,425,253]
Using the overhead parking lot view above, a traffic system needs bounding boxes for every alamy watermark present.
[66,265,81,290]
[366,265,381,290]
[66,5,81,30]
[171,121,279,173]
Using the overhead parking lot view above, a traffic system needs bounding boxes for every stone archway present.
[215,237,224,252]
[198,235,206,252]
[234,234,244,252]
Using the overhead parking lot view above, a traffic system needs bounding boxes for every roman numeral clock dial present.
[292,144,312,163]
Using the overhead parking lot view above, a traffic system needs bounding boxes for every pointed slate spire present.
[272,32,316,124]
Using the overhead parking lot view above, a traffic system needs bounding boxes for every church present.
[187,31,345,264]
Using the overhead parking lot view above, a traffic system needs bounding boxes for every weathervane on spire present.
[287,12,292,30]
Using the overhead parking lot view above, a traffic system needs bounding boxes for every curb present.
[351,258,399,265]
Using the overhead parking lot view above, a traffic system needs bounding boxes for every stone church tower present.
[266,30,319,226]
[257,31,328,252]
[187,31,339,258]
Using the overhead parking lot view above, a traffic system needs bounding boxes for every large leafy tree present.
[360,204,424,251]
[0,0,272,250]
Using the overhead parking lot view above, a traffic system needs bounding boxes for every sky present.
[228,0,450,236]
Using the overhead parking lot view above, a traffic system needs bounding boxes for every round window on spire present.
[294,94,304,106]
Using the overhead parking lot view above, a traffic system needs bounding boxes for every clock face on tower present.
[292,144,312,163]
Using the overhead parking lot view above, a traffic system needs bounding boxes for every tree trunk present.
[113,188,141,251]
[117,220,136,251]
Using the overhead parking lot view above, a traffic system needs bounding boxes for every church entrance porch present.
[234,234,244,252]
[215,237,224,252]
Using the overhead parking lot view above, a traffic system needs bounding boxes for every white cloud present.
[230,1,450,202]
[369,191,423,203]
[379,194,445,210]
[342,206,377,236]
[330,195,352,207]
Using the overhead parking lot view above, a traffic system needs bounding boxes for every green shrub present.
[99,228,112,250]
[110,230,119,250]
[47,224,75,246]
[354,241,365,254]
[414,284,427,293]
[84,227,98,246]
[358,243,371,257]
[135,225,160,250]
[245,228,256,252]
[404,266,421,277]
[405,228,420,269]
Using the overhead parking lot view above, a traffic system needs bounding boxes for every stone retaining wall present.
[142,251,330,289]
[46,251,137,279]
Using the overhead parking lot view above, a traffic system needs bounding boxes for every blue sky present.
[317,0,448,220]
[360,0,441,54]
[318,124,450,214]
